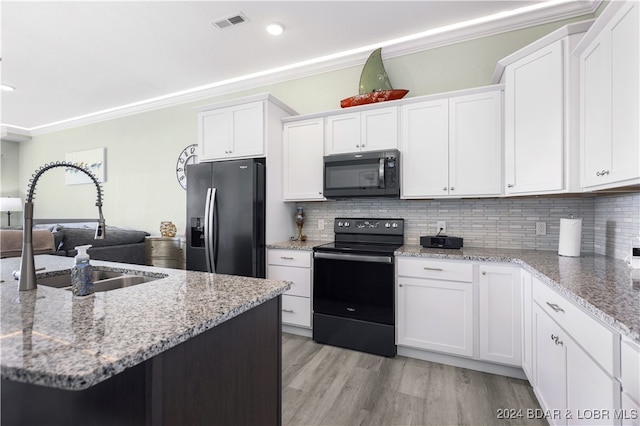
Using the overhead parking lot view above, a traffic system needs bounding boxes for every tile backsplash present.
[296,192,639,260]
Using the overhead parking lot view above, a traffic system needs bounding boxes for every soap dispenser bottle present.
[71,245,94,296]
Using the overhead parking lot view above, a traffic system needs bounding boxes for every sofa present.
[1,221,149,265]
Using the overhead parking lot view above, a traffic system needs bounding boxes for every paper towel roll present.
[558,218,582,257]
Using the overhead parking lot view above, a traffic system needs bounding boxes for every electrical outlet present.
[318,219,325,230]
[437,220,447,234]
[536,222,547,235]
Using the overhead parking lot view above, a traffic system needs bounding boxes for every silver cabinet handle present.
[551,334,564,346]
[424,267,444,271]
[596,170,610,176]
[507,184,514,188]
[546,302,565,313]
[482,271,486,275]
[450,187,454,191]
[443,187,448,191]
[282,308,294,313]
[280,256,294,260]
[398,284,403,287]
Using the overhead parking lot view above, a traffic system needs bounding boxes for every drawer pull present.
[280,256,295,260]
[551,334,564,346]
[424,267,444,271]
[282,308,294,313]
[546,302,565,313]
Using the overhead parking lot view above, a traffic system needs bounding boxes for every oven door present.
[313,251,395,325]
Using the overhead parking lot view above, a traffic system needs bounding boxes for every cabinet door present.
[581,29,613,187]
[229,101,264,158]
[521,269,534,383]
[533,304,568,426]
[566,338,620,425]
[449,90,503,197]
[478,265,521,366]
[199,109,231,161]
[283,119,325,201]
[582,1,639,189]
[397,276,473,357]
[360,107,398,152]
[400,99,449,198]
[610,1,639,185]
[325,113,360,155]
[504,40,565,194]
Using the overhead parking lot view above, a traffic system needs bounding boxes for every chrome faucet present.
[18,162,106,291]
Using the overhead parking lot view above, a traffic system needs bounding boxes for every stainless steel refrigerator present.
[186,159,266,278]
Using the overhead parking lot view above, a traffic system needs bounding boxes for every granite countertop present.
[0,255,291,391]
[267,240,329,250]
[396,245,640,344]
[268,240,639,343]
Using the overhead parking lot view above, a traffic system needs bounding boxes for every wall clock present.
[176,144,198,190]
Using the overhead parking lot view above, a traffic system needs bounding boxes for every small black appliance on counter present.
[420,235,463,249]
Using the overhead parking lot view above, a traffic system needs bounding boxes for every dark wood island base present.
[2,297,282,426]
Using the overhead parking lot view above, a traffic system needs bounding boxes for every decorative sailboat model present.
[340,48,409,108]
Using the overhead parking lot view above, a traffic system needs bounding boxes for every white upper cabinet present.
[448,90,503,197]
[325,106,398,155]
[401,99,449,197]
[198,101,265,161]
[401,87,502,199]
[282,118,326,201]
[577,1,640,190]
[497,23,591,196]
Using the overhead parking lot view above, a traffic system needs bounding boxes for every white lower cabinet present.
[520,269,534,382]
[266,249,312,328]
[533,303,567,425]
[397,258,473,357]
[478,265,521,366]
[533,283,620,426]
[620,339,640,426]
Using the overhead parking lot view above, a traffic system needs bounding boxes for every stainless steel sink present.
[37,269,164,292]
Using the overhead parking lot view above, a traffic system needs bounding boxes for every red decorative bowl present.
[340,89,409,108]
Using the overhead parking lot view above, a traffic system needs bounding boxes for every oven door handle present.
[314,252,393,264]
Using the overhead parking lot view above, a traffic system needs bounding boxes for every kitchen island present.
[0,255,291,425]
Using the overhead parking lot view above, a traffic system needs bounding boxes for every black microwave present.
[323,149,400,198]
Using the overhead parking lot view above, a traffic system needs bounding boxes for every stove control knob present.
[337,221,343,227]
[385,222,391,228]
[344,221,350,227]
[392,222,399,228]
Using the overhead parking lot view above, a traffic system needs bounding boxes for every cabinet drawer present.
[267,265,311,298]
[146,239,183,256]
[533,279,618,375]
[281,295,311,328]
[621,339,640,403]
[397,257,473,282]
[267,250,311,268]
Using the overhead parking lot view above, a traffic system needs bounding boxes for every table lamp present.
[0,197,23,227]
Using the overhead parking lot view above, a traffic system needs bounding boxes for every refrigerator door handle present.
[204,187,216,273]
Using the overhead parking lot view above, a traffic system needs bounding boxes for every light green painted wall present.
[15,15,592,236]
[1,140,22,227]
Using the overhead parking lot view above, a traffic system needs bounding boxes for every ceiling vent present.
[212,13,249,30]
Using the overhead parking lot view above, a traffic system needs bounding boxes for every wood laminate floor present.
[282,333,547,426]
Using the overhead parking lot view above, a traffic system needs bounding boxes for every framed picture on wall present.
[65,147,106,185]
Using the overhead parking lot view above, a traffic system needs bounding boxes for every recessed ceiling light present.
[266,22,284,36]
[1,84,15,92]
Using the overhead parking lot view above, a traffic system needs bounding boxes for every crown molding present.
[26,0,597,137]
